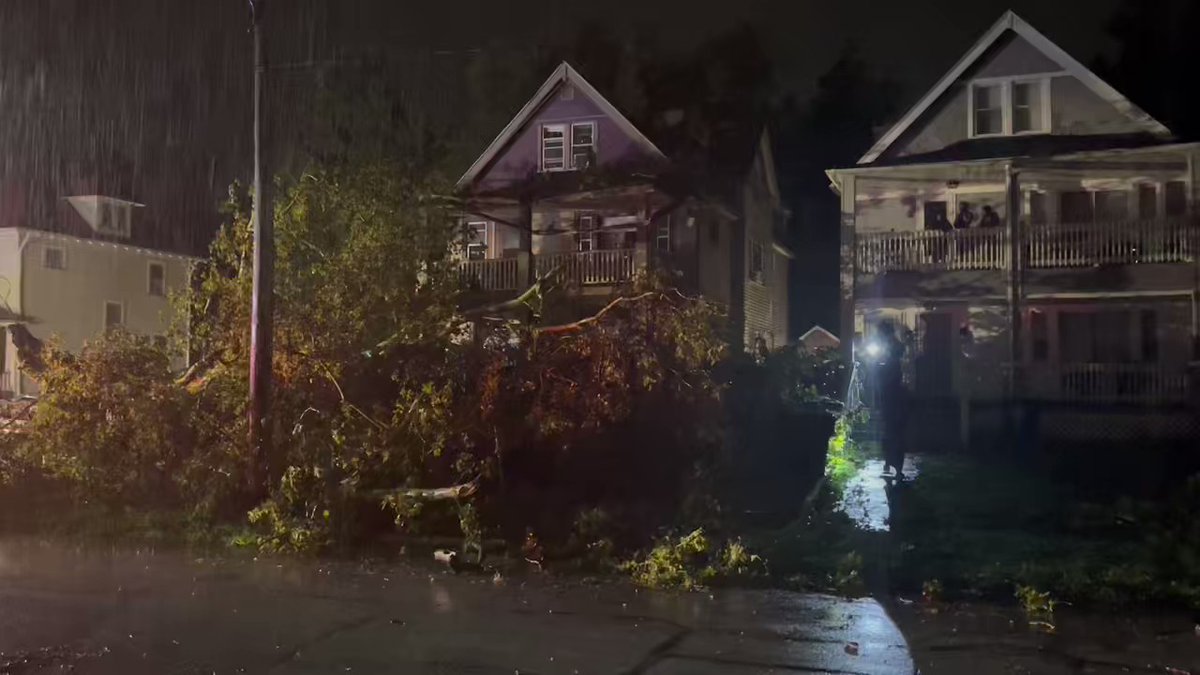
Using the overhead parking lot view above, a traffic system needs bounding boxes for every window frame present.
[42,245,66,271]
[103,300,124,332]
[748,239,766,284]
[576,213,596,252]
[655,215,671,253]
[540,123,567,172]
[97,202,132,238]
[464,220,490,260]
[147,261,167,297]
[569,121,596,170]
[968,76,1051,138]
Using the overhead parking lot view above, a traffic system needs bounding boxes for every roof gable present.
[456,62,667,191]
[858,10,1171,165]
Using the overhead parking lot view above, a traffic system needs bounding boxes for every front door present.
[923,201,948,230]
[916,312,954,397]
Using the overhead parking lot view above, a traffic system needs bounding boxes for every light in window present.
[570,123,595,170]
[1011,81,1042,133]
[43,246,65,270]
[972,84,1002,136]
[148,262,166,296]
[541,125,565,172]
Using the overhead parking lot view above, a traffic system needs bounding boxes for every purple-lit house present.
[455,62,792,351]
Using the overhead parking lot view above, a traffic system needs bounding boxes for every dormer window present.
[969,77,1049,138]
[98,201,132,238]
[541,121,596,172]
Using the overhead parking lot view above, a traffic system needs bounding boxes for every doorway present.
[916,312,954,397]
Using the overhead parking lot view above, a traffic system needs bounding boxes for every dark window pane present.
[1165,181,1187,217]
[1140,309,1158,362]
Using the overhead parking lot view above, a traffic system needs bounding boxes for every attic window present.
[98,202,132,238]
[541,122,596,172]
[969,77,1049,138]
[43,246,66,271]
[541,124,566,171]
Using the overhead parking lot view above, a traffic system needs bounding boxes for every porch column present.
[1188,148,1200,359]
[518,197,534,289]
[838,173,857,391]
[1006,164,1023,400]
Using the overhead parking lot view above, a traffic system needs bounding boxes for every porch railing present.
[458,257,519,291]
[0,371,16,399]
[857,218,1196,274]
[857,228,1008,274]
[536,249,637,286]
[1026,218,1193,268]
[1023,363,1191,405]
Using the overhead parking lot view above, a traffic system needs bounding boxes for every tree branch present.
[364,477,480,502]
[535,292,660,335]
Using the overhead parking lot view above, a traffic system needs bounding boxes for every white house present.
[828,11,1199,445]
[0,193,196,396]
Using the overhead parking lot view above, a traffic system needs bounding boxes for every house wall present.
[741,170,787,350]
[695,210,733,307]
[473,83,660,193]
[18,231,191,393]
[886,32,1147,160]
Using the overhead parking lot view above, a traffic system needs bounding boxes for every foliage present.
[1014,584,1057,621]
[622,528,765,590]
[826,413,867,493]
[24,331,195,506]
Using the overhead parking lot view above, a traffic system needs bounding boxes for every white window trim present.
[576,213,596,252]
[655,215,672,253]
[465,220,490,260]
[541,120,598,173]
[42,245,66,270]
[748,239,766,285]
[147,261,167,296]
[968,76,1052,138]
[540,123,567,173]
[569,121,597,170]
[103,300,124,331]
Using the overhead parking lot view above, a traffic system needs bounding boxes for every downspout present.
[14,228,32,397]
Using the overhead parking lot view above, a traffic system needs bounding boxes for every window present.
[1011,81,1042,133]
[1029,192,1047,225]
[1095,191,1128,222]
[576,213,596,252]
[104,301,124,332]
[970,78,1048,137]
[541,124,566,172]
[1138,184,1158,220]
[1165,181,1187,217]
[1030,310,1048,361]
[1059,310,1132,363]
[749,240,765,283]
[98,202,132,238]
[465,221,489,260]
[655,215,671,253]
[43,246,65,270]
[1140,309,1158,362]
[570,122,595,170]
[972,84,1003,136]
[148,262,166,296]
[1060,191,1095,224]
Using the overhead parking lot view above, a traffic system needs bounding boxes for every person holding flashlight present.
[875,321,909,479]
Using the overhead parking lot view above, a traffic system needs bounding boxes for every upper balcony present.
[856,218,1197,275]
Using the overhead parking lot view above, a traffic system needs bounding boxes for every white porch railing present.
[857,228,1008,274]
[535,249,637,286]
[856,219,1197,274]
[458,257,519,291]
[1026,219,1194,268]
[1024,363,1191,405]
[0,371,16,399]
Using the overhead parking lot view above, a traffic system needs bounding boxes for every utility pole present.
[248,0,274,492]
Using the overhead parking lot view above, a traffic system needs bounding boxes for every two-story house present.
[829,11,1199,445]
[0,180,196,397]
[455,62,792,351]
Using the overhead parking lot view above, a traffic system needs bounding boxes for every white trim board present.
[456,62,667,189]
[858,10,1171,165]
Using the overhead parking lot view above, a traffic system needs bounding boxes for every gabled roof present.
[858,10,1172,165]
[798,325,840,346]
[456,62,667,189]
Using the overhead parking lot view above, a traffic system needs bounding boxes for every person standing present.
[875,321,910,479]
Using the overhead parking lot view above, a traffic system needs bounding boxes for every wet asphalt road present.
[0,538,914,674]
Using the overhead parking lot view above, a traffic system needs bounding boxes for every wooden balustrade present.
[458,257,519,291]
[535,249,637,285]
[1020,363,1191,405]
[857,228,1007,273]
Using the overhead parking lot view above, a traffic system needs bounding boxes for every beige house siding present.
[17,230,192,393]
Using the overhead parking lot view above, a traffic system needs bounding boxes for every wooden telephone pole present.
[248,0,274,491]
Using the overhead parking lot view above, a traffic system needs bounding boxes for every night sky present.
[0,0,1128,254]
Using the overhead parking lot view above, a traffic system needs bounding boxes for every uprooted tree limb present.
[362,476,480,502]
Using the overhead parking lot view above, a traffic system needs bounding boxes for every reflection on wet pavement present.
[0,538,915,674]
[839,457,921,532]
